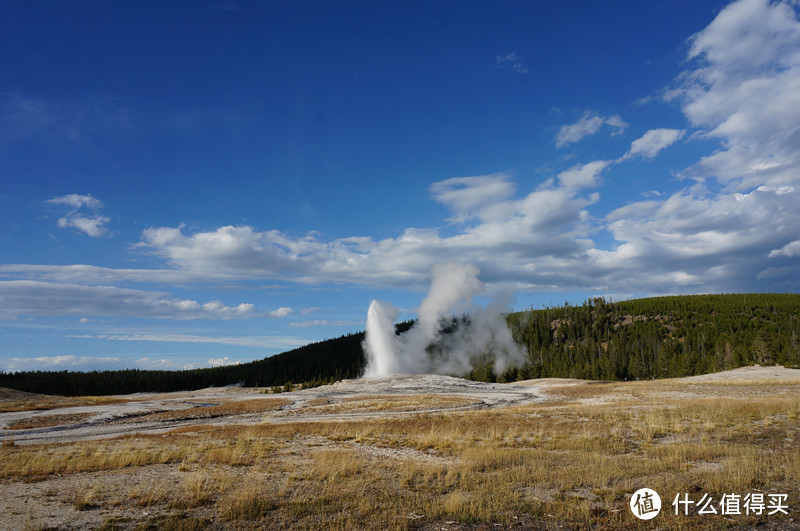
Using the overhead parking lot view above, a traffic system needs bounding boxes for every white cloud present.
[207,356,242,367]
[0,264,244,285]
[47,193,109,237]
[429,173,515,221]
[47,193,102,209]
[768,240,800,258]
[0,281,258,320]
[593,184,799,292]
[670,0,800,190]
[289,320,361,328]
[136,172,601,290]
[642,190,665,198]
[557,161,610,191]
[135,358,199,371]
[73,332,308,349]
[0,355,123,373]
[621,128,685,160]
[556,112,628,148]
[57,214,110,237]
[686,0,800,74]
[0,353,251,373]
[269,306,294,318]
[578,0,800,293]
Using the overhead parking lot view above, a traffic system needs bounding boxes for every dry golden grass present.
[124,398,288,422]
[3,411,94,430]
[2,380,799,529]
[0,388,130,413]
[301,394,481,414]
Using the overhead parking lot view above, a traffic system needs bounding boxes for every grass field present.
[1,372,799,530]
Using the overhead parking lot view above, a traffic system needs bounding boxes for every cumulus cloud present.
[269,306,294,317]
[429,173,515,221]
[768,240,800,258]
[592,184,799,292]
[557,161,610,191]
[621,128,685,160]
[556,112,628,148]
[47,193,109,237]
[668,0,800,190]
[136,171,601,290]
[579,0,800,294]
[56,214,110,238]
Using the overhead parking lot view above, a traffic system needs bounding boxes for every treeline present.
[1,294,798,395]
[501,293,800,381]
[0,332,368,396]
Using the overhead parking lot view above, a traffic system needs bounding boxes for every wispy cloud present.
[0,355,124,373]
[0,264,244,285]
[46,193,102,209]
[288,320,361,328]
[0,281,259,320]
[0,92,131,149]
[555,112,628,148]
[0,354,247,373]
[68,332,308,350]
[495,52,529,75]
[620,128,685,160]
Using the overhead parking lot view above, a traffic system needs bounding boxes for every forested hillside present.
[1,294,798,395]
[502,293,800,381]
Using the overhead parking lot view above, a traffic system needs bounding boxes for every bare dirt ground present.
[1,366,799,530]
[0,375,547,446]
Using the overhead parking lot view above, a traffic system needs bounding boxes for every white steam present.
[362,263,527,377]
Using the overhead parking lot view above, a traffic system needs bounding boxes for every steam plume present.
[362,263,526,377]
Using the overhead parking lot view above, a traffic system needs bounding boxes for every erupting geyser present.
[362,262,526,377]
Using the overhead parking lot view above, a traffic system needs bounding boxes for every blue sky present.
[2,0,799,372]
